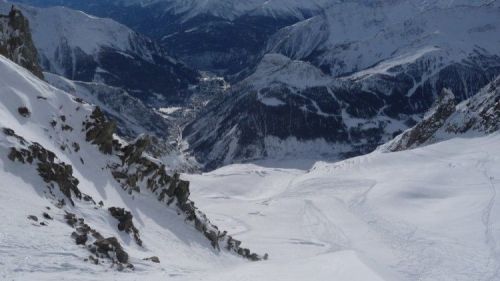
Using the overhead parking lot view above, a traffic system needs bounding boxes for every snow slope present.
[186,133,500,281]
[0,53,261,279]
[242,53,332,90]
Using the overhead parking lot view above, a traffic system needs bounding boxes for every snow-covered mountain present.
[0,5,42,78]
[184,53,500,168]
[21,0,499,169]
[10,0,333,73]
[266,0,500,77]
[13,0,333,22]
[0,1,199,105]
[183,2,500,168]
[113,0,334,21]
[383,75,500,151]
[1,1,500,280]
[12,0,500,75]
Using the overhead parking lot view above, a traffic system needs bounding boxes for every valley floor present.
[2,133,500,281]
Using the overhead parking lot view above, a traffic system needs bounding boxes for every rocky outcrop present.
[4,129,107,249]
[5,128,82,205]
[384,89,457,152]
[27,215,38,221]
[143,256,160,263]
[93,237,129,264]
[17,106,31,117]
[109,134,267,261]
[0,6,43,78]
[65,212,133,269]
[108,207,142,246]
[383,75,500,152]
[6,104,266,263]
[84,107,118,155]
[81,109,267,260]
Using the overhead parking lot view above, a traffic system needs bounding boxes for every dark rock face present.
[0,6,43,78]
[385,89,457,152]
[72,231,88,245]
[121,135,150,166]
[159,15,296,74]
[96,46,198,104]
[37,158,81,205]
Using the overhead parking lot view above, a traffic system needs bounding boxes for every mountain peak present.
[0,4,43,78]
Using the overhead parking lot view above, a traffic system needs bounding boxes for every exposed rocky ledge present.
[385,89,457,152]
[84,107,117,155]
[85,108,268,261]
[5,128,82,206]
[384,76,500,152]
[108,207,142,246]
[65,211,134,270]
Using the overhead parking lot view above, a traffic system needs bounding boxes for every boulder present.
[27,215,38,222]
[17,107,30,117]
[94,237,129,263]
[143,256,160,263]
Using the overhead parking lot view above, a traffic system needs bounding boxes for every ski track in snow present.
[477,155,500,281]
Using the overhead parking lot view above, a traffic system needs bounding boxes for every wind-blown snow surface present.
[185,133,500,281]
